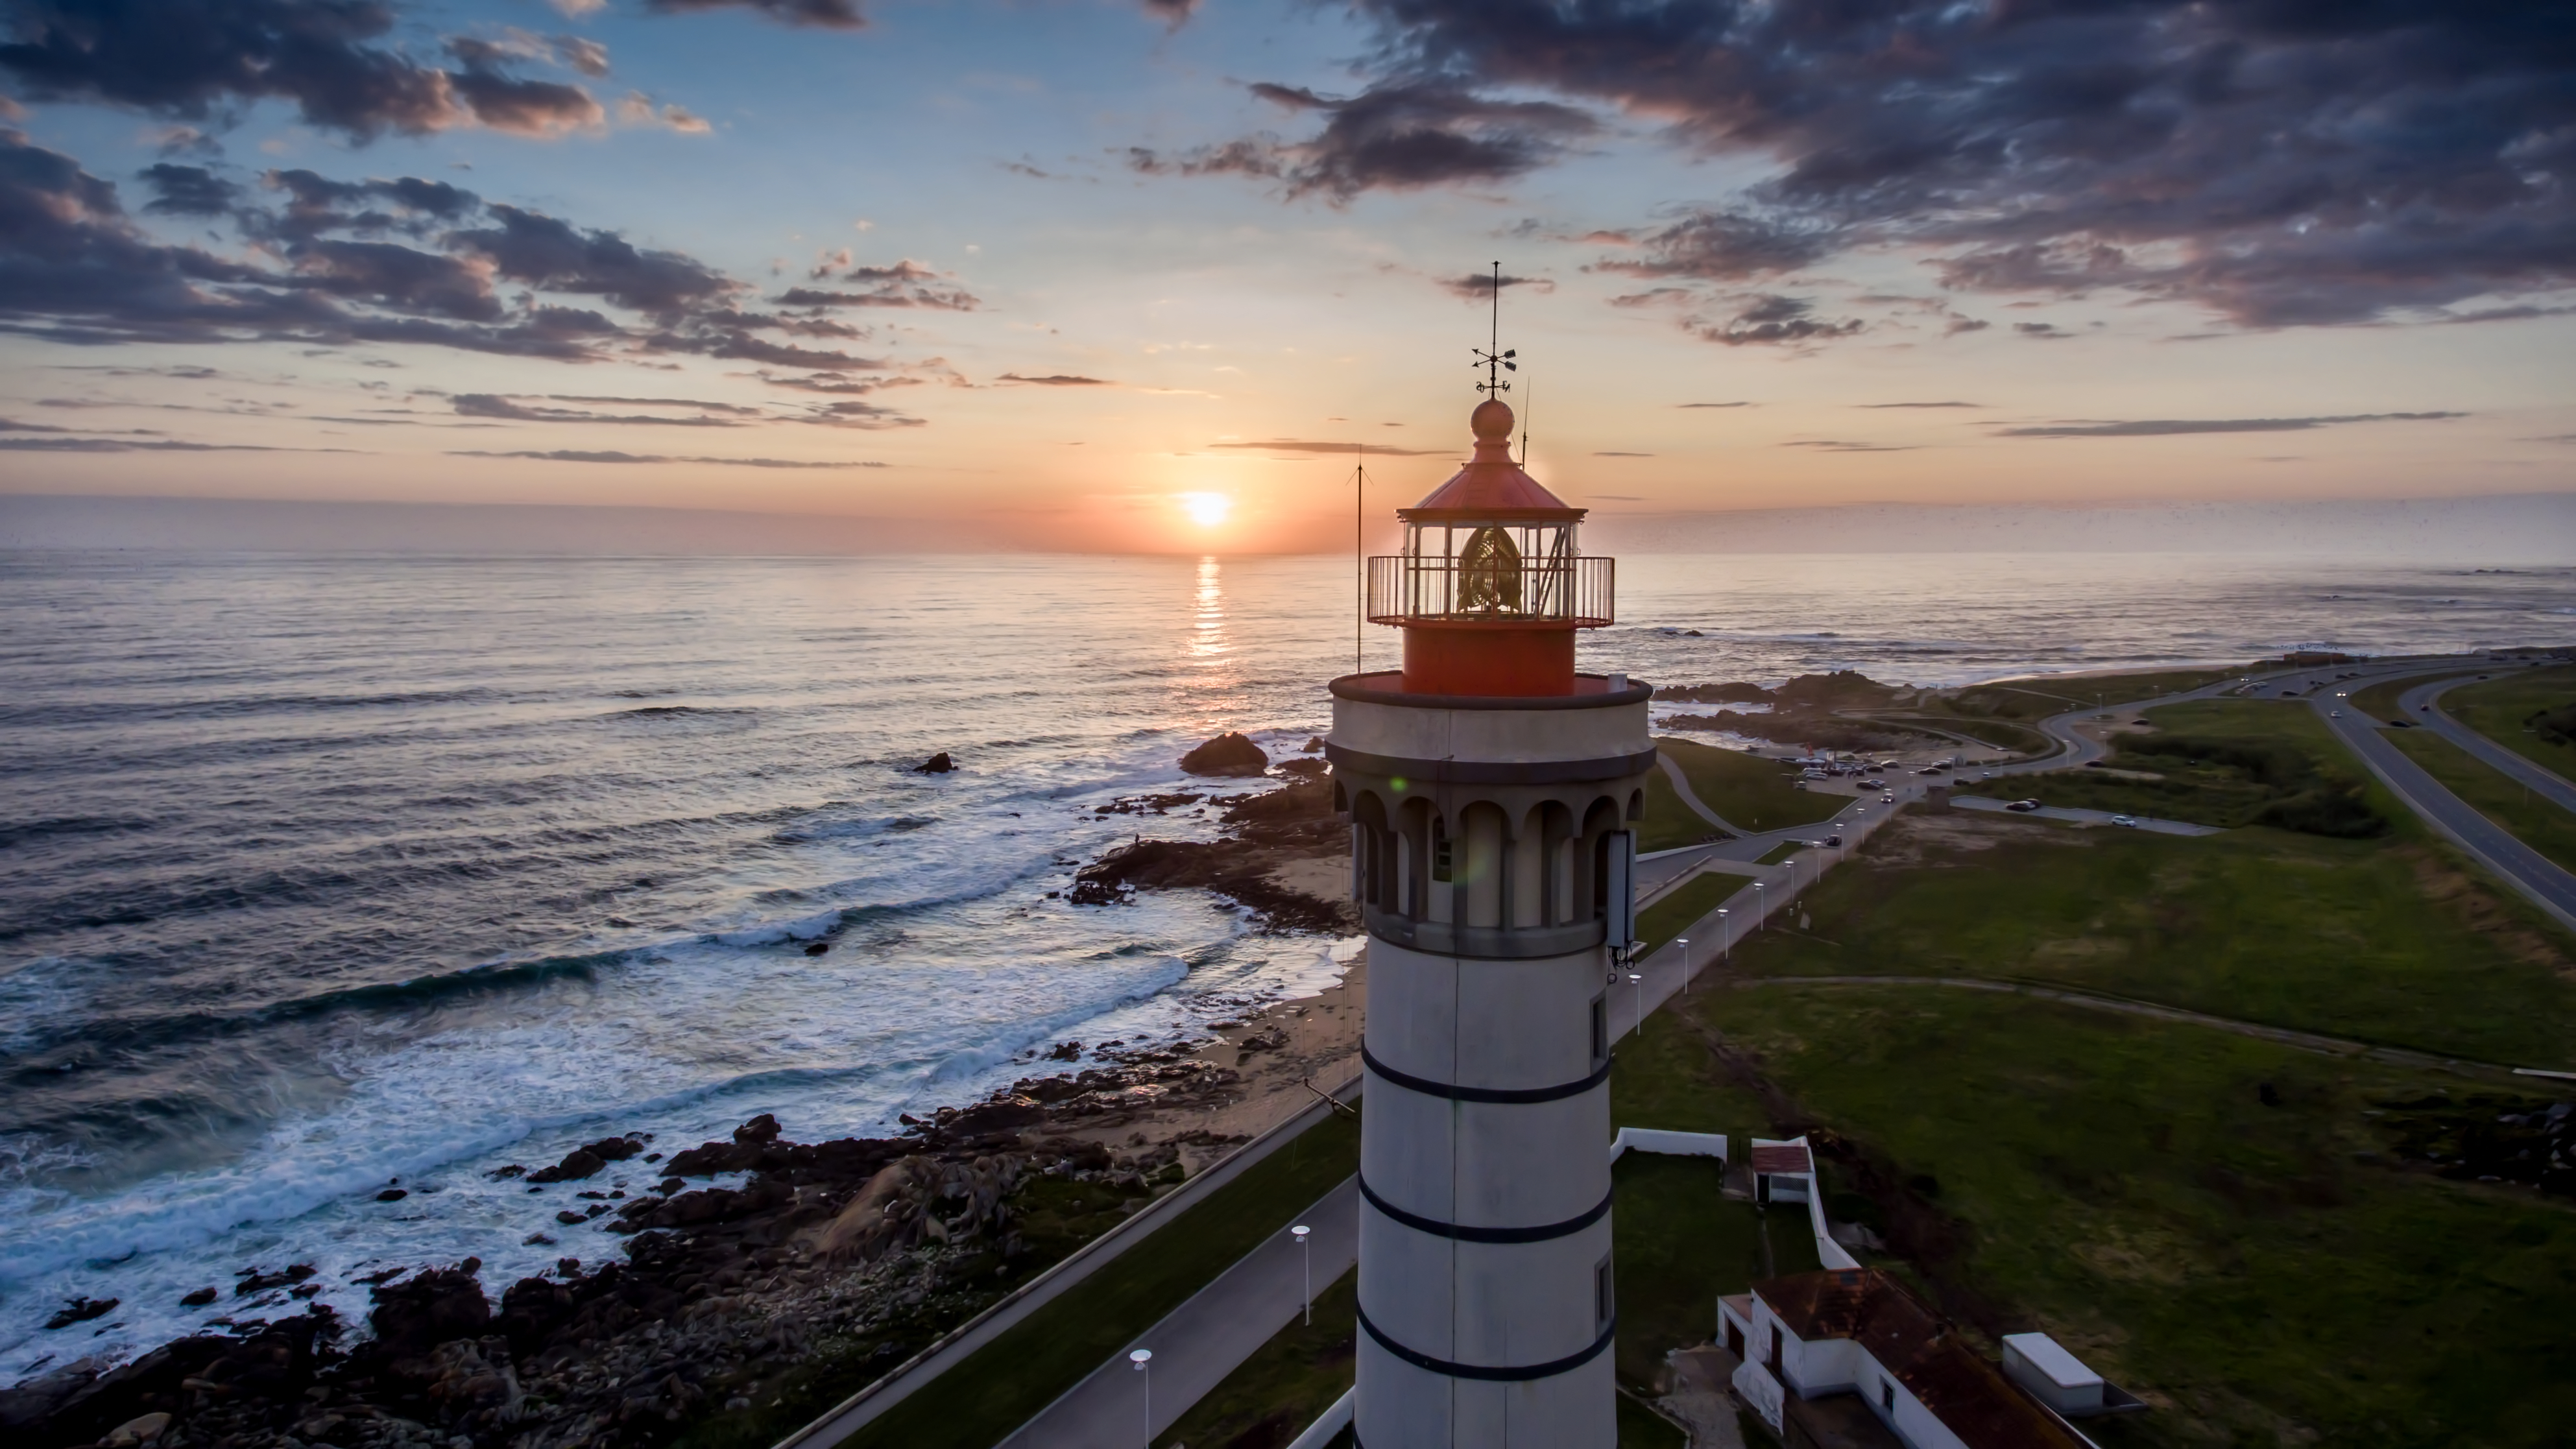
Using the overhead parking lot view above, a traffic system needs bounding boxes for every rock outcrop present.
[1178,732,1267,777]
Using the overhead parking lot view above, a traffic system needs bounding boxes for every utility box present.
[2001,1334,2104,1415]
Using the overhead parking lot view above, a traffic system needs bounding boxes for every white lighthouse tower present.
[1327,390,1646,1447]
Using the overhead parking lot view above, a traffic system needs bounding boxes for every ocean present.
[2,548,2569,1378]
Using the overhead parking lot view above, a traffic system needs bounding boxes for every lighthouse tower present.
[1327,395,1646,1446]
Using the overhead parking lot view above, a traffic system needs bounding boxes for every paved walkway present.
[997,1176,1359,1447]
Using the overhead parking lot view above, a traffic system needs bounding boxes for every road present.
[2409,676,2576,814]
[996,1176,1360,1447]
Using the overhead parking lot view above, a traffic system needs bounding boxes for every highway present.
[2409,675,2576,815]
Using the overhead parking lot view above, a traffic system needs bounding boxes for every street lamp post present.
[1717,907,1731,964]
[1628,970,1643,1036]
[1129,1349,1152,1446]
[1755,880,1765,929]
[1292,1225,1312,1326]
[1677,936,1690,995]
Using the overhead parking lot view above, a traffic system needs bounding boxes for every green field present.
[835,1111,1361,1449]
[1637,765,1729,853]
[1637,870,1755,957]
[1665,982,2576,1448]
[2440,665,2576,780]
[2348,669,2477,723]
[1655,736,1846,833]
[2387,728,2576,876]
[2015,699,2386,835]
[1937,667,2245,723]
[1873,713,2051,754]
[1736,807,2576,1068]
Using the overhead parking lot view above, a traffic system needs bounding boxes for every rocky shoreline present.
[4,772,1362,1449]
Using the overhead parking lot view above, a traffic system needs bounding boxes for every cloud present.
[1438,270,1550,301]
[1859,401,1979,409]
[1594,450,1652,457]
[618,92,711,133]
[1203,438,1447,456]
[452,393,744,425]
[644,0,866,30]
[0,0,609,141]
[1997,413,2468,438]
[1781,440,1914,452]
[1690,294,1861,348]
[1140,0,1198,27]
[778,257,976,310]
[137,163,237,216]
[1591,208,1838,283]
[0,435,343,451]
[1677,401,1753,409]
[998,373,1111,386]
[1337,0,2576,327]
[0,128,921,393]
[1129,80,1597,201]
[555,36,610,77]
[549,0,606,16]
[450,448,885,467]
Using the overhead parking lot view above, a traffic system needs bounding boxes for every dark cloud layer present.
[1131,80,1595,201]
[645,0,865,30]
[450,448,885,467]
[0,0,603,140]
[1339,1,2576,326]
[1998,413,2466,438]
[0,127,918,416]
[1692,294,1860,347]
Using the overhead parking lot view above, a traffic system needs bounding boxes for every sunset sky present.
[3,0,2571,552]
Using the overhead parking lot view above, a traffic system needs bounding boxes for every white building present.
[1720,1268,2107,1449]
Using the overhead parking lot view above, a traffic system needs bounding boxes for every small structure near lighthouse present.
[1326,383,1648,1446]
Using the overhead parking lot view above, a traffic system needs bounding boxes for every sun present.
[1176,492,1233,528]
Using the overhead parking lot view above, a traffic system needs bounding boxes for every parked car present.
[1915,766,1945,775]
[2005,799,2042,813]
[1825,835,1843,847]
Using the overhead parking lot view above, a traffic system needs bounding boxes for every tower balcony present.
[1366,553,1615,629]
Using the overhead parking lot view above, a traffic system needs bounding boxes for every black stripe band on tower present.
[1324,741,1658,786]
[1358,1305,1617,1383]
[1359,1175,1612,1243]
[1362,1043,1611,1104]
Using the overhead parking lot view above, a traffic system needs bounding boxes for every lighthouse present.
[1327,391,1646,1446]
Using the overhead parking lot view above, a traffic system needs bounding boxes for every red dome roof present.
[1399,400,1584,522]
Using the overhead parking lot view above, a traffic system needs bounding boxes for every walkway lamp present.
[1292,1225,1312,1326]
[1677,936,1691,995]
[1628,970,1643,1036]
[1129,1349,1152,1446]
[1717,907,1731,963]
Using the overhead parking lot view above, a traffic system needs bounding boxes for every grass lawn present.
[2387,726,2576,876]
[1730,798,2576,1068]
[1672,981,2576,1448]
[1656,737,1845,833]
[1611,1153,1821,1389]
[837,1110,1361,1449]
[2014,698,2385,833]
[1639,765,1729,853]
[2348,669,2478,723]
[1872,713,2051,754]
[2440,664,2576,781]
[1155,1269,1355,1449]
[1938,667,2245,723]
[1637,870,1754,957]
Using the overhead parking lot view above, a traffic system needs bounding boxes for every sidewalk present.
[996,1176,1360,1447]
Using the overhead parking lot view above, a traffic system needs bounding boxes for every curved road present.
[2411,675,2576,814]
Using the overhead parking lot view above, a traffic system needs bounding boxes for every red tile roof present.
[1750,1143,1813,1174]
[1398,401,1583,521]
[1756,1269,2082,1449]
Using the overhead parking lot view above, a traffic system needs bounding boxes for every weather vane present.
[1472,260,1516,396]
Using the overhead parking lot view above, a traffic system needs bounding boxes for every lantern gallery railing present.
[1366,553,1614,627]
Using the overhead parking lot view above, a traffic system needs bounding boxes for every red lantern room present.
[1362,398,1615,696]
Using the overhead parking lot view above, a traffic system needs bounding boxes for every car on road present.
[2005,799,2043,813]
[2110,815,2139,828]
[1914,766,1944,775]
[1825,835,1843,847]
[2329,710,2342,717]
[1880,793,1894,803]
